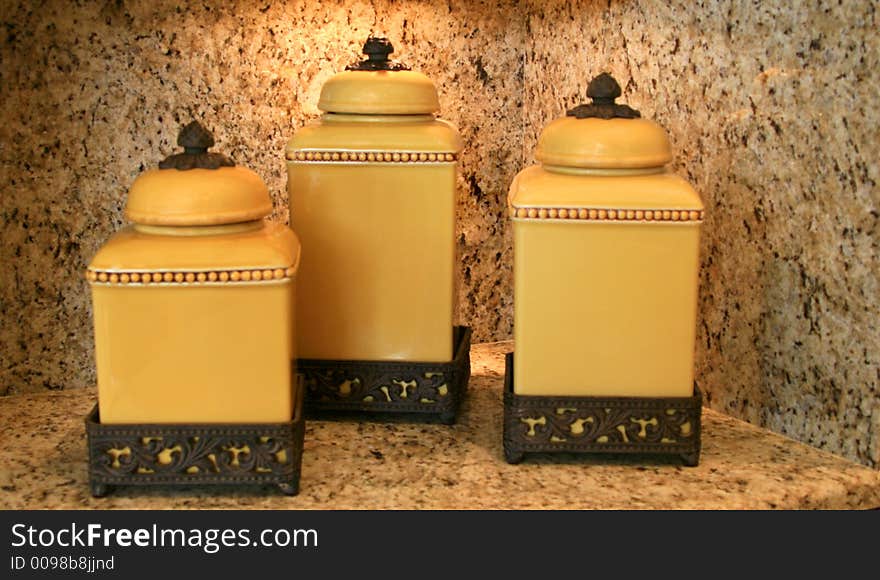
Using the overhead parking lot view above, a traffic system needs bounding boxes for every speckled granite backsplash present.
[1,1,877,468]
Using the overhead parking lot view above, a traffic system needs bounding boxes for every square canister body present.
[287,118,461,363]
[511,167,703,398]
[88,223,300,424]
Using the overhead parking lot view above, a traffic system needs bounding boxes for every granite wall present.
[1,1,877,467]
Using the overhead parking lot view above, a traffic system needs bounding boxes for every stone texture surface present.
[523,0,880,468]
[1,0,878,469]
[1,342,879,510]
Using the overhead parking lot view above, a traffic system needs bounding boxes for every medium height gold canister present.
[286,37,470,423]
[85,121,305,496]
[503,74,704,465]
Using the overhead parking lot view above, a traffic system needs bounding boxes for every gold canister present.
[286,37,462,365]
[87,121,301,424]
[508,74,704,398]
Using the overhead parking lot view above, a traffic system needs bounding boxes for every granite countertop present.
[1,342,878,510]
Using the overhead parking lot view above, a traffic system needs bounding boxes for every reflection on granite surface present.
[1,1,877,467]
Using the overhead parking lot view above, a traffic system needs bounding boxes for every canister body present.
[287,115,461,362]
[511,167,703,397]
[88,223,299,424]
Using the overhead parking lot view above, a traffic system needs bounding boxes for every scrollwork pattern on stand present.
[501,352,701,465]
[506,405,695,446]
[297,326,471,421]
[301,367,451,407]
[91,431,295,480]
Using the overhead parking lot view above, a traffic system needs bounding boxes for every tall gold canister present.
[286,37,470,423]
[85,121,305,496]
[503,74,704,464]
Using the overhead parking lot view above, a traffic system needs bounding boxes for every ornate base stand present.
[298,326,471,424]
[86,386,305,497]
[502,353,701,466]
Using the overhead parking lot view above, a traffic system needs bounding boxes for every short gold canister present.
[503,74,704,465]
[85,121,304,496]
[286,37,470,423]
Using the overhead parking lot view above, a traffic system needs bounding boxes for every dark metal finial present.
[363,36,394,63]
[586,73,623,104]
[177,121,215,154]
[567,73,640,119]
[159,121,234,170]
[346,35,411,71]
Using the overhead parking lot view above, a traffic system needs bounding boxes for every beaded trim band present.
[86,267,296,285]
[510,207,704,222]
[287,150,458,163]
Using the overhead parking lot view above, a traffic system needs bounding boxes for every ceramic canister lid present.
[317,37,440,115]
[536,73,672,169]
[125,121,273,226]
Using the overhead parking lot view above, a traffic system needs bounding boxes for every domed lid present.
[317,36,440,115]
[125,121,273,226]
[536,73,672,169]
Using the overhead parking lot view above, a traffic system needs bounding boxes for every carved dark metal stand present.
[86,386,305,497]
[502,353,701,466]
[298,326,471,424]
